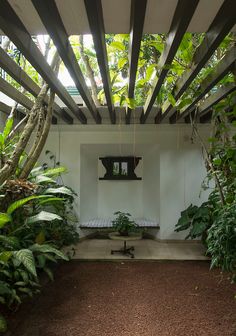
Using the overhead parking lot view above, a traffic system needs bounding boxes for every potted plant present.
[112,211,138,236]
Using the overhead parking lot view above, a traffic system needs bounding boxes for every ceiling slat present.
[198,83,236,117]
[176,45,236,121]
[0,0,86,124]
[0,101,25,120]
[170,46,236,123]
[140,0,199,124]
[0,76,58,124]
[126,0,147,124]
[0,76,33,111]
[199,93,236,123]
[158,0,236,123]
[84,0,115,124]
[0,101,12,115]
[32,0,101,124]
[0,47,74,124]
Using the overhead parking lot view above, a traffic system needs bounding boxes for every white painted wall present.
[80,143,159,224]
[40,124,210,240]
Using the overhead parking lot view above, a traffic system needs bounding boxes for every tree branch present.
[78,35,100,106]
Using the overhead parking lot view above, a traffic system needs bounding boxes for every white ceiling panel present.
[144,0,178,34]
[102,0,131,34]
[55,0,90,35]
[188,0,224,32]
[8,0,46,34]
[1,0,235,36]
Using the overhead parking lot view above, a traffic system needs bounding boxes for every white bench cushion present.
[80,218,159,228]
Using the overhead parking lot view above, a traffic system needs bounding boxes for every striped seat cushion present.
[80,218,159,228]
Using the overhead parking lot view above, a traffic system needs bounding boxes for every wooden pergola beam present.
[0,47,73,124]
[0,47,40,98]
[140,0,199,124]
[126,0,147,124]
[199,83,236,116]
[0,101,12,115]
[84,0,115,124]
[199,93,236,123]
[177,45,236,121]
[0,76,33,111]
[158,0,236,123]
[32,0,101,124]
[0,101,32,121]
[0,0,86,124]
[0,77,57,124]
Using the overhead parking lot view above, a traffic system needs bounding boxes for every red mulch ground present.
[4,261,236,336]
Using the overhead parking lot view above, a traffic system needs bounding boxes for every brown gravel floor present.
[4,261,236,336]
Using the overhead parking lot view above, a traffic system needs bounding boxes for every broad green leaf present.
[37,254,46,268]
[3,116,13,140]
[38,197,64,205]
[35,231,45,245]
[0,281,11,295]
[44,186,74,197]
[167,93,176,106]
[0,134,4,147]
[145,64,157,82]
[149,41,164,53]
[177,98,192,110]
[30,244,68,261]
[35,175,56,184]
[30,166,43,177]
[27,211,62,224]
[7,195,51,215]
[125,98,136,110]
[110,41,125,51]
[0,235,20,249]
[12,249,37,277]
[43,267,54,281]
[113,94,121,104]
[208,137,217,143]
[0,251,12,262]
[190,222,208,237]
[0,213,11,228]
[213,158,222,166]
[43,166,67,177]
[118,58,127,69]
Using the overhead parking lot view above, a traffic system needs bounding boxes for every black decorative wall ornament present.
[99,156,142,180]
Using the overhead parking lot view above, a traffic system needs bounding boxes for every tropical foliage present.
[0,27,236,329]
[175,103,236,281]
[0,117,79,331]
[3,32,235,113]
[68,33,236,111]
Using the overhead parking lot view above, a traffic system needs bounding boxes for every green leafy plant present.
[0,151,79,329]
[175,202,212,243]
[207,204,236,274]
[112,211,138,236]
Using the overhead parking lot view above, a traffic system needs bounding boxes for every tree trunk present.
[192,124,225,205]
[19,91,55,179]
[20,106,45,165]
[19,56,60,179]
[78,35,100,106]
